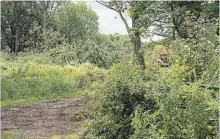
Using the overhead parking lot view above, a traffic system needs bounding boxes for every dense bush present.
[170,22,219,85]
[90,62,157,139]
[131,66,219,139]
[49,33,132,68]
[90,61,218,139]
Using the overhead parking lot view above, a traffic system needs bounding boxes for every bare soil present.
[1,95,91,138]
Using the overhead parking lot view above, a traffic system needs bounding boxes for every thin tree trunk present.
[41,1,49,47]
[14,2,20,53]
[96,1,146,69]
[11,26,15,53]
[132,12,146,69]
[15,26,20,53]
[132,35,146,69]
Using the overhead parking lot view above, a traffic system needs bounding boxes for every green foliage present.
[170,22,219,85]
[90,61,157,139]
[50,33,132,68]
[55,2,98,44]
[131,70,219,139]
[1,53,106,107]
[2,131,29,139]
[1,1,65,53]
[1,1,219,138]
[90,59,218,138]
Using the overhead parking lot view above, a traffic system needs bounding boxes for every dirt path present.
[1,95,91,138]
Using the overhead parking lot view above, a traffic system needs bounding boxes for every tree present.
[97,1,170,69]
[149,1,219,40]
[55,2,99,44]
[49,33,132,68]
[97,1,147,68]
[1,1,33,53]
[167,1,218,39]
[1,1,65,53]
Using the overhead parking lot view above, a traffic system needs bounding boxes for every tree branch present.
[148,31,169,38]
[118,12,130,32]
[96,1,130,33]
[96,1,118,12]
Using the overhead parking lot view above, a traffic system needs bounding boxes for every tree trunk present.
[15,26,20,53]
[132,34,146,69]
[10,26,15,53]
[14,2,20,53]
[41,1,49,47]
[131,11,146,69]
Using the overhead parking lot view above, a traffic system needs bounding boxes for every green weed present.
[1,53,106,107]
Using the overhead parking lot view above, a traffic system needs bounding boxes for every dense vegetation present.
[1,53,106,107]
[1,1,219,139]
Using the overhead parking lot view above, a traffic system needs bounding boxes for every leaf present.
[207,125,213,132]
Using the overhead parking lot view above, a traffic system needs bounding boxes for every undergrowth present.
[1,53,106,107]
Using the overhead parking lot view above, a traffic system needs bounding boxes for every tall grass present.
[1,53,106,107]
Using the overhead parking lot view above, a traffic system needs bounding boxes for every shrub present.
[90,61,218,139]
[90,61,157,139]
[131,69,219,139]
[49,33,132,68]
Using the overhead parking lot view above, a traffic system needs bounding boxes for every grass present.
[2,120,90,139]
[2,131,29,139]
[51,119,92,139]
[1,53,106,107]
[1,89,89,107]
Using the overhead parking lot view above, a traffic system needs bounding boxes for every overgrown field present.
[1,53,106,107]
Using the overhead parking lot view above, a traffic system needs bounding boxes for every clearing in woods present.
[1,95,91,138]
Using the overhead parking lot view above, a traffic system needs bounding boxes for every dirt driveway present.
[1,96,91,138]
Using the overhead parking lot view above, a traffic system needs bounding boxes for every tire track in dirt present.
[1,95,91,138]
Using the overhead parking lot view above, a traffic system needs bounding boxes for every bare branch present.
[96,1,118,12]
[118,12,130,32]
[96,0,131,33]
